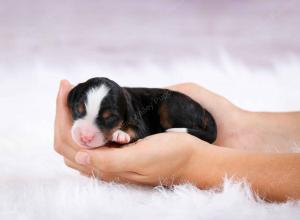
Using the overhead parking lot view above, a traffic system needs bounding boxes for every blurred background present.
[1,0,300,68]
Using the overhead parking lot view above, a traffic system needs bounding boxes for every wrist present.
[183,140,228,189]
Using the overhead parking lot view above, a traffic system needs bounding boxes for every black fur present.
[68,77,217,144]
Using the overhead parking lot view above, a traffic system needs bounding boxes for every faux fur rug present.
[1,56,300,219]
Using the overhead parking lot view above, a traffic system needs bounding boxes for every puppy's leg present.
[112,127,140,144]
[166,128,188,133]
[166,128,216,143]
[112,130,131,144]
[159,99,217,143]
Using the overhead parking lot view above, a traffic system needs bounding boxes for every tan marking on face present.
[124,127,137,142]
[108,121,123,138]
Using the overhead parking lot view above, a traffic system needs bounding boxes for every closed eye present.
[102,110,112,119]
[104,114,119,122]
[102,113,119,123]
[76,103,86,114]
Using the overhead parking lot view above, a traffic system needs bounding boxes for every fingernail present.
[75,152,90,165]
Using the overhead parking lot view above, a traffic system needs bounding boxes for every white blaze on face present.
[71,84,110,148]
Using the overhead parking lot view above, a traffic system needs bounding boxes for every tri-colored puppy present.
[67,77,217,148]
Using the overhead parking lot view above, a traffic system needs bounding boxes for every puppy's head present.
[67,77,127,148]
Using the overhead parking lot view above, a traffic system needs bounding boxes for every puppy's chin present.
[72,133,108,149]
[71,122,108,149]
[79,140,108,149]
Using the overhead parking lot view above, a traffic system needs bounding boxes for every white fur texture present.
[166,128,188,133]
[0,56,300,220]
[85,85,110,121]
[112,130,131,144]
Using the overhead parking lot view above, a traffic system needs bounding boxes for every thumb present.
[55,79,74,130]
[56,79,73,109]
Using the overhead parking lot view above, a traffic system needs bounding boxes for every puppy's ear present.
[121,88,133,124]
[67,83,85,108]
[67,87,77,109]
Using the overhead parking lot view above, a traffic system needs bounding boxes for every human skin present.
[54,80,300,202]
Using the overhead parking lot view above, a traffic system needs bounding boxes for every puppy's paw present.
[112,130,131,144]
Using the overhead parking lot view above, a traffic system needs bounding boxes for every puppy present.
[67,77,217,148]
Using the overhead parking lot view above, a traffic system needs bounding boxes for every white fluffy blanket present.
[1,57,300,219]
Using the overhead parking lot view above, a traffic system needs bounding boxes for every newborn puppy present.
[67,77,217,148]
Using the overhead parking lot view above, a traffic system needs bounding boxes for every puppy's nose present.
[80,134,95,144]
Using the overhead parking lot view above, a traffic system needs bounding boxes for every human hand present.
[167,83,248,149]
[54,80,300,201]
[168,83,300,151]
[73,132,212,185]
[54,80,85,171]
[53,80,249,178]
[53,80,216,183]
[56,113,300,202]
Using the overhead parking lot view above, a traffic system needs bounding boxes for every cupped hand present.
[53,80,247,184]
[167,83,248,148]
[74,132,212,185]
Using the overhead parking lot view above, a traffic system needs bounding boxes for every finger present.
[64,157,91,174]
[74,156,155,186]
[54,80,74,138]
[55,142,79,162]
[79,169,148,185]
[74,134,165,173]
[54,80,81,154]
[116,171,152,185]
[77,168,129,182]
[55,79,73,114]
[64,159,114,180]
[64,157,135,182]
[118,170,182,186]
[93,171,130,183]
[74,135,157,172]
[109,171,162,186]
[74,146,138,173]
[55,80,73,127]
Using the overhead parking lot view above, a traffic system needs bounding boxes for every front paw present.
[112,130,131,144]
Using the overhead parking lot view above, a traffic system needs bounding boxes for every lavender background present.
[1,0,300,70]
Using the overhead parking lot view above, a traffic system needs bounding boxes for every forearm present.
[234,111,300,152]
[249,111,300,142]
[187,143,300,202]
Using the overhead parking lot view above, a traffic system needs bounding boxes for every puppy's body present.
[123,87,216,142]
[68,77,217,148]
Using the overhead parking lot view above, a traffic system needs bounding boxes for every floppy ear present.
[67,87,77,109]
[67,83,85,108]
[121,88,135,125]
